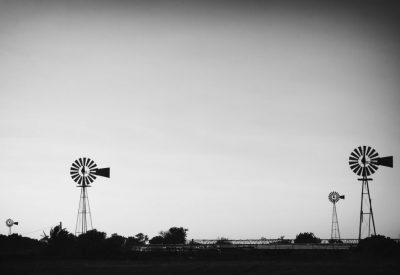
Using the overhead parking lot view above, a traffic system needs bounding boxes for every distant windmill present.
[349,146,393,240]
[5,218,18,236]
[70,158,110,235]
[328,191,344,240]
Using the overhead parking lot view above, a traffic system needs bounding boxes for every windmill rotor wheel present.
[70,158,97,185]
[328,191,340,203]
[349,146,379,177]
[6,219,14,227]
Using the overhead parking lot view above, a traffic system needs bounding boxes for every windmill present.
[5,218,18,236]
[70,158,110,235]
[328,191,344,240]
[349,146,393,240]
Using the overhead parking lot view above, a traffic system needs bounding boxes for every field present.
[1,258,400,275]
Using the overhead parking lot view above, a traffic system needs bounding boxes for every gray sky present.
[1,0,399,240]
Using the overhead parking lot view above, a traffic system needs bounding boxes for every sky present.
[0,0,399,240]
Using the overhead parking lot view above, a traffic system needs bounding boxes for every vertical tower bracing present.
[358,177,375,240]
[75,182,93,235]
[331,202,340,239]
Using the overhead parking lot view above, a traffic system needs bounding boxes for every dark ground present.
[1,258,400,275]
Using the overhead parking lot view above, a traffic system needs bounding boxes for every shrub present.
[357,235,400,257]
[294,232,321,244]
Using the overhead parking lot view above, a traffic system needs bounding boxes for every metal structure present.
[137,238,400,252]
[5,218,18,236]
[328,191,344,240]
[349,146,393,240]
[70,158,110,235]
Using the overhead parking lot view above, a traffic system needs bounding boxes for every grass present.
[1,258,400,275]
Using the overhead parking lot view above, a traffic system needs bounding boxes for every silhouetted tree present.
[126,233,148,248]
[45,225,76,256]
[149,227,188,245]
[294,232,321,244]
[135,233,148,244]
[215,238,232,245]
[0,233,42,254]
[162,227,188,244]
[357,235,400,257]
[104,233,126,256]
[77,229,107,257]
[273,236,292,244]
[149,235,164,245]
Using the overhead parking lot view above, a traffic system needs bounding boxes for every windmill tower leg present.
[75,185,93,235]
[358,178,376,240]
[331,203,341,240]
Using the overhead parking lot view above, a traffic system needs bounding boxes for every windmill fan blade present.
[355,147,361,157]
[350,152,360,159]
[377,156,393,168]
[358,146,364,156]
[93,168,110,178]
[349,159,358,165]
[357,166,363,176]
[78,158,83,167]
[88,174,96,183]
[88,159,96,169]
[370,163,378,171]
[366,146,372,156]
[370,151,379,159]
[354,165,361,175]
[363,146,367,156]
[349,156,359,162]
[83,157,87,167]
[366,166,373,176]
[350,163,359,170]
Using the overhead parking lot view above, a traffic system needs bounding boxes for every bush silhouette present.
[215,238,232,246]
[149,227,188,245]
[149,235,164,245]
[125,233,148,249]
[294,232,321,244]
[0,233,42,254]
[77,229,107,257]
[105,233,126,255]
[357,235,400,257]
[45,225,76,256]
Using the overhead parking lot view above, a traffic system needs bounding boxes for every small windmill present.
[349,146,393,240]
[5,218,18,236]
[328,191,344,240]
[70,158,110,235]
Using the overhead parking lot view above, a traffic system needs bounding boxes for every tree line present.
[1,226,399,259]
[0,225,187,258]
